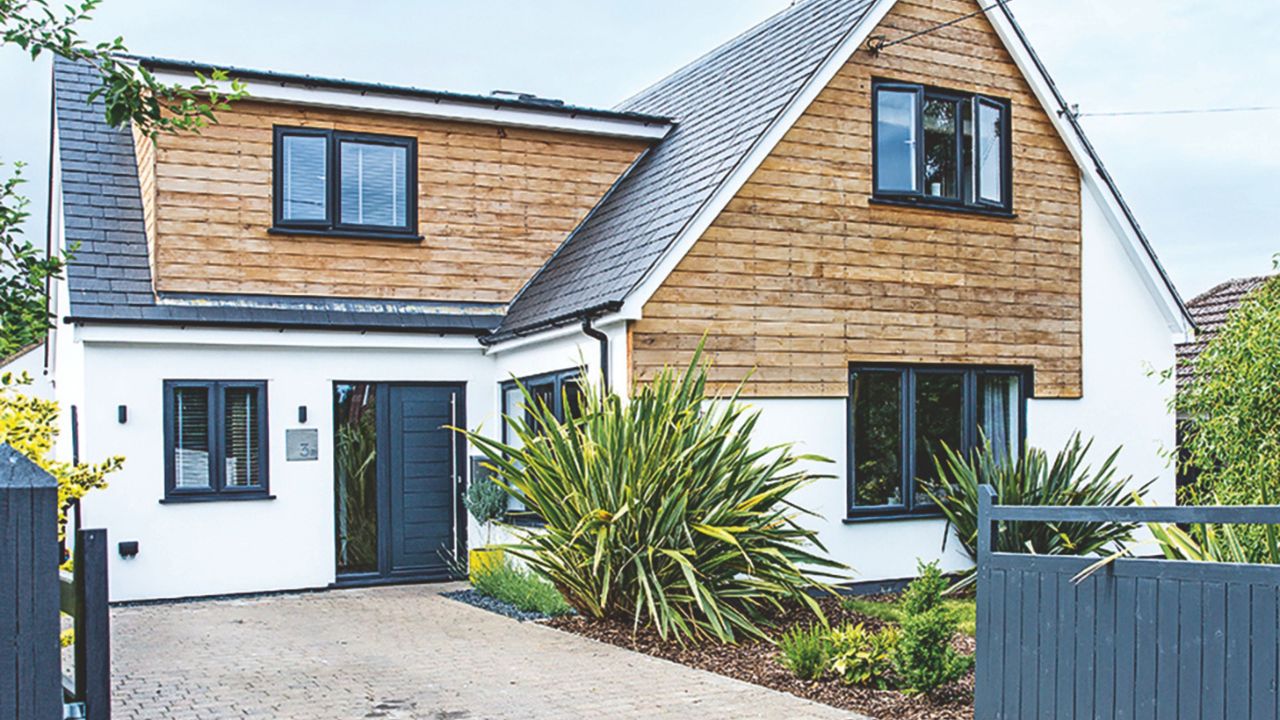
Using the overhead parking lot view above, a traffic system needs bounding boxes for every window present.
[872,80,1012,213]
[164,381,270,501]
[848,366,1024,518]
[500,369,585,518]
[273,127,418,239]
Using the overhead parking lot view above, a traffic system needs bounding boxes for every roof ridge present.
[1189,273,1277,307]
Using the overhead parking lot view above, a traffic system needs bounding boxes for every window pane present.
[223,387,262,488]
[852,371,903,507]
[875,89,919,193]
[923,98,958,199]
[527,380,557,433]
[979,374,1021,461]
[280,135,327,222]
[562,376,586,422]
[502,385,526,451]
[173,387,211,489]
[335,383,378,575]
[976,100,1005,204]
[340,141,409,227]
[915,372,964,497]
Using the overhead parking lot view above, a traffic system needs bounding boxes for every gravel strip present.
[440,588,554,622]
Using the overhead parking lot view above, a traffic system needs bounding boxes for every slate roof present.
[52,56,502,336]
[1176,274,1275,388]
[490,0,878,340]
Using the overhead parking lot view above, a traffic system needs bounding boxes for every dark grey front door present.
[385,384,464,579]
[333,382,465,584]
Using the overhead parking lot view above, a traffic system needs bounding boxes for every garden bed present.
[546,594,974,720]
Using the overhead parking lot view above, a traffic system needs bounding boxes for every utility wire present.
[1076,105,1280,118]
[866,0,1013,53]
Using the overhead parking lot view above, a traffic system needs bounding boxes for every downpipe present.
[581,317,610,395]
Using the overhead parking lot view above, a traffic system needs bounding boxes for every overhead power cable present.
[1076,105,1280,118]
[866,0,1013,53]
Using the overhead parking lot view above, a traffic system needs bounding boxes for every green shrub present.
[900,560,946,615]
[841,595,977,637]
[892,568,971,694]
[829,622,899,688]
[459,344,844,642]
[776,625,829,681]
[923,433,1150,584]
[471,561,573,617]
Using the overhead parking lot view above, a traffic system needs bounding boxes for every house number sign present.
[285,428,319,461]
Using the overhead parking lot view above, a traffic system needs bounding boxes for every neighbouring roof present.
[491,0,878,340]
[1176,274,1275,387]
[52,56,502,336]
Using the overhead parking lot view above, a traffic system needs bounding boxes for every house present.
[46,0,1193,602]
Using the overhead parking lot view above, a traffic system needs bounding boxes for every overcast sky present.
[1,0,1275,299]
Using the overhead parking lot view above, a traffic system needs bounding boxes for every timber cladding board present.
[632,0,1084,399]
[141,100,648,303]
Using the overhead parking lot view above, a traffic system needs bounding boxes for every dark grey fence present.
[0,444,110,720]
[976,485,1280,720]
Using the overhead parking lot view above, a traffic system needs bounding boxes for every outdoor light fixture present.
[298,405,308,423]
[117,405,127,424]
[118,540,139,558]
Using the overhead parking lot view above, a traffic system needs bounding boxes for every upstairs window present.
[872,81,1012,213]
[273,127,418,239]
[848,365,1024,519]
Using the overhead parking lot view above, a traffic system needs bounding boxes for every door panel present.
[386,384,463,579]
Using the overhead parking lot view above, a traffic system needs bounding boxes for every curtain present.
[980,375,1020,460]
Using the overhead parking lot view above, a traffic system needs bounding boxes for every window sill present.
[503,512,545,528]
[160,493,276,505]
[869,196,1016,219]
[268,226,424,243]
[843,510,944,523]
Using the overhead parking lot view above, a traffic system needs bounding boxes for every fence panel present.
[976,486,1280,720]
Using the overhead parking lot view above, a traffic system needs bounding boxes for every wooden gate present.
[976,485,1280,719]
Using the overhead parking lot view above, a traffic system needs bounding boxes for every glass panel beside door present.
[335,383,379,576]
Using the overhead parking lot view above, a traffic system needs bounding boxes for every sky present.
[0,0,1276,300]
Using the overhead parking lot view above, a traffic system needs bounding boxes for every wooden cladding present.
[631,0,1083,398]
[138,101,648,303]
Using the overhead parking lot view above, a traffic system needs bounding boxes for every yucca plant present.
[922,433,1151,584]
[459,345,845,643]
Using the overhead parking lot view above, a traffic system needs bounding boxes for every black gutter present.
[581,317,611,394]
[480,300,623,346]
[993,1,1194,331]
[126,55,673,127]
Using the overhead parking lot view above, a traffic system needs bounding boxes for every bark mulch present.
[545,595,973,720]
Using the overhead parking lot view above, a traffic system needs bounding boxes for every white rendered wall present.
[75,328,494,601]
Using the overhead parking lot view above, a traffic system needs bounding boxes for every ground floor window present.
[848,365,1025,519]
[163,380,269,501]
[500,369,583,517]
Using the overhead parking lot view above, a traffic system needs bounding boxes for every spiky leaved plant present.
[460,345,845,642]
[923,433,1151,584]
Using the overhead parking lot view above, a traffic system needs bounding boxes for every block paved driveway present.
[111,583,867,719]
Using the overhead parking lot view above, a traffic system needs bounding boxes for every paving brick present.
[111,583,867,719]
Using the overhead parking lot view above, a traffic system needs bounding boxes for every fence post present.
[974,484,996,719]
[75,528,111,719]
[0,443,63,720]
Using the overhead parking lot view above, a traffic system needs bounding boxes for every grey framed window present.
[272,127,419,240]
[163,380,271,502]
[847,365,1025,520]
[872,79,1012,214]
[499,369,584,520]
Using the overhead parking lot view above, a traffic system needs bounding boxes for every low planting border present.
[975,485,1280,719]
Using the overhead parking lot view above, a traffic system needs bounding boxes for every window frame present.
[162,380,272,503]
[871,79,1014,215]
[499,368,582,524]
[845,364,1027,521]
[272,126,420,241]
